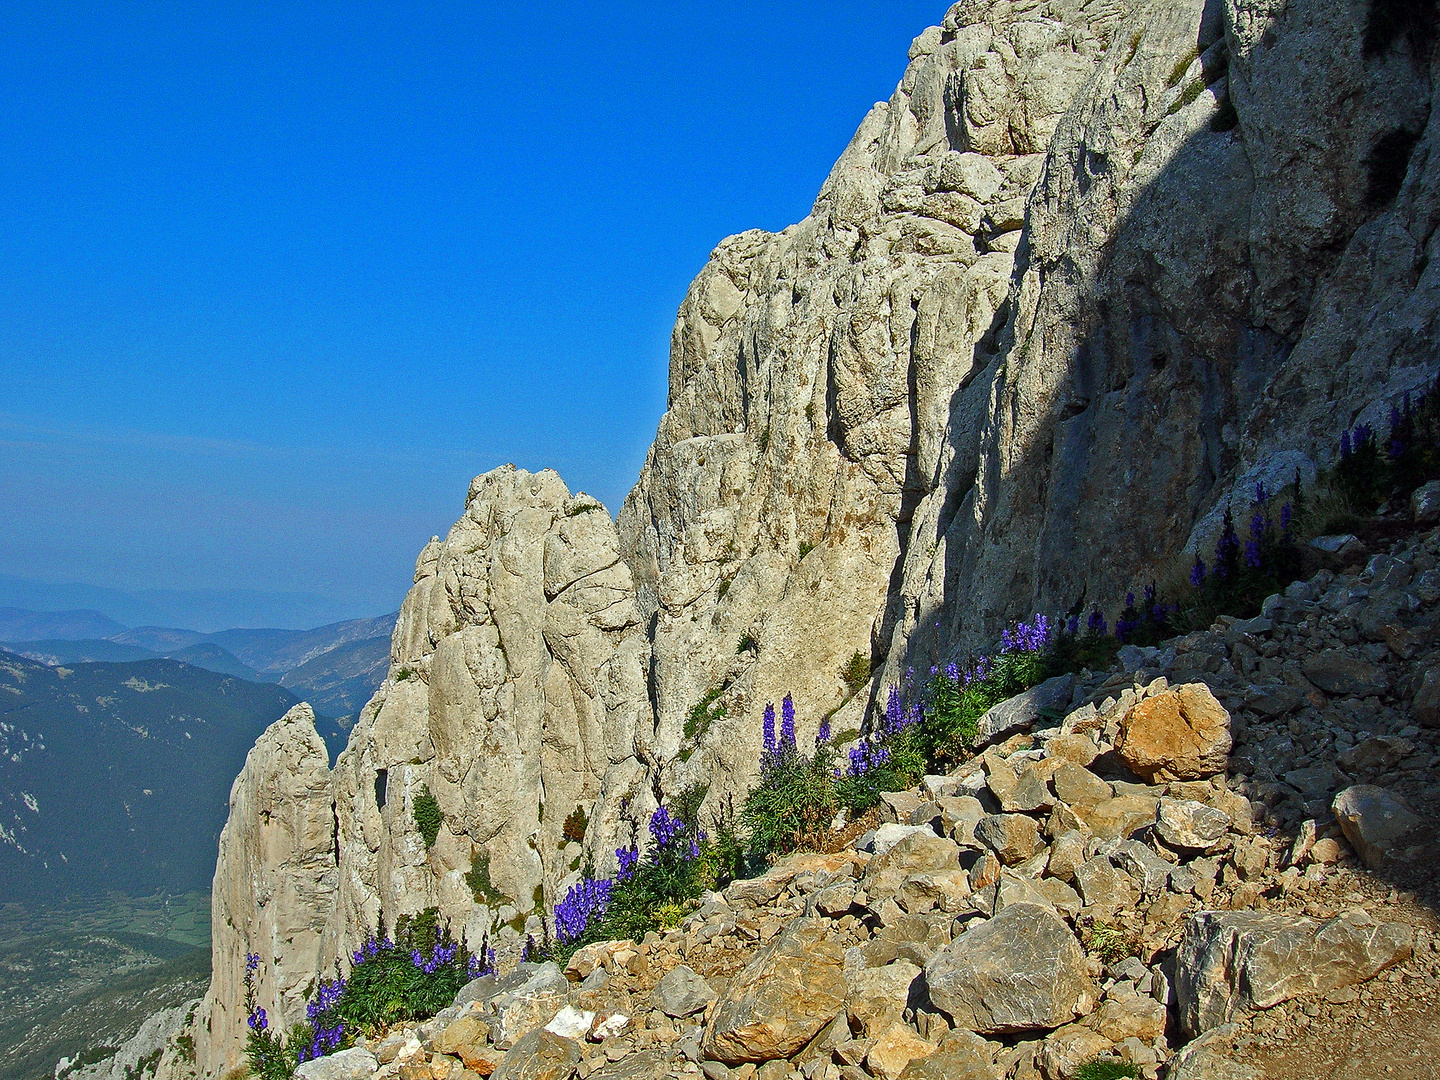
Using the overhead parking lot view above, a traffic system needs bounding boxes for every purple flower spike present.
[781,695,796,749]
[762,703,776,756]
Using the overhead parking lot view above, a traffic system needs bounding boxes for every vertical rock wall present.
[199,705,336,1077]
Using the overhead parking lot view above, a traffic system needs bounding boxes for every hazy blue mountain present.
[0,650,304,899]
[207,614,396,675]
[0,639,159,665]
[164,643,264,682]
[0,575,380,633]
[279,634,391,720]
[107,626,207,651]
[0,608,127,642]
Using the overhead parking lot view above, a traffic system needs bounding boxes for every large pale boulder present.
[1176,909,1413,1035]
[490,1029,582,1080]
[924,903,1096,1034]
[1331,785,1422,868]
[1115,684,1230,782]
[702,919,846,1063]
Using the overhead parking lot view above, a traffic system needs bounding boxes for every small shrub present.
[1074,1059,1141,1080]
[685,687,727,744]
[412,786,442,848]
[1080,917,1137,965]
[840,651,870,694]
[464,853,505,906]
[394,667,412,682]
[798,540,815,560]
[758,425,771,454]
[562,805,588,844]
[716,577,731,601]
[737,633,758,653]
[566,500,602,517]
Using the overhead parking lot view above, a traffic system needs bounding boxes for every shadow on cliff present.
[882,0,1440,911]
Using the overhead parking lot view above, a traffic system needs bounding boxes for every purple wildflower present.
[247,1007,267,1032]
[616,844,639,878]
[780,695,796,750]
[1066,614,1080,637]
[762,703,776,757]
[1087,608,1107,636]
[816,717,831,746]
[945,660,960,681]
[885,686,902,731]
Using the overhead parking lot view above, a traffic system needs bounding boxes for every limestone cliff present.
[179,0,1440,1072]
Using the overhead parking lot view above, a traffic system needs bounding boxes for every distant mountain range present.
[0,650,311,899]
[0,610,395,723]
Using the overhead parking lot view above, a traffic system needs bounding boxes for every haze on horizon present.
[0,1,946,630]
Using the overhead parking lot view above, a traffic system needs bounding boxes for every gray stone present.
[1331,785,1422,868]
[1412,666,1440,728]
[1111,840,1173,897]
[973,814,1040,866]
[1072,857,1135,915]
[1155,797,1230,851]
[862,833,960,900]
[293,1048,379,1080]
[1164,1026,1261,1080]
[650,964,716,1018]
[923,903,1096,1034]
[974,674,1077,747]
[491,1029,582,1080]
[1336,736,1412,773]
[1176,909,1413,1035]
[1301,650,1389,697]
[1411,480,1440,523]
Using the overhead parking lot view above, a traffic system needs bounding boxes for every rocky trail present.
[229,520,1440,1080]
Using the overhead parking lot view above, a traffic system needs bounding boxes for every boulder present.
[491,1029,582,1080]
[1335,735,1413,773]
[1176,909,1413,1035]
[862,833,961,899]
[845,960,922,1037]
[432,1015,495,1069]
[1331,785,1422,868]
[1165,1025,1261,1080]
[1045,830,1088,883]
[1300,650,1389,697]
[1115,684,1230,782]
[478,963,571,1049]
[1412,479,1440,523]
[868,823,939,856]
[1412,666,1440,728]
[1085,996,1165,1043]
[973,814,1040,866]
[293,1048,378,1080]
[924,903,1096,1034]
[1060,795,1158,841]
[865,1022,936,1080]
[650,964,716,1018]
[894,1038,998,1080]
[1072,856,1135,915]
[1050,764,1111,808]
[702,919,846,1063]
[974,675,1076,748]
[1037,1025,1112,1080]
[1045,734,1100,768]
[1155,797,1230,851]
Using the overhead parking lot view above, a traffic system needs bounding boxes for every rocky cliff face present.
[199,704,336,1077]
[181,0,1440,1072]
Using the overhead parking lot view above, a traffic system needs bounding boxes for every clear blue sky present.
[0,1,947,629]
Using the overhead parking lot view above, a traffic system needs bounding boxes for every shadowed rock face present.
[187,0,1440,1070]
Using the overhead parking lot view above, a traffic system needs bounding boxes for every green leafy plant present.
[1075,1060,1141,1080]
[412,785,442,847]
[742,696,840,863]
[737,633,757,653]
[395,667,412,682]
[798,540,814,560]
[465,853,505,905]
[566,500,602,517]
[840,651,870,694]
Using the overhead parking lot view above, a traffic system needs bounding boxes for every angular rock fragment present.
[650,964,716,1018]
[1331,784,1422,868]
[1301,650,1388,697]
[702,919,846,1063]
[1155,797,1230,851]
[974,813,1040,866]
[1176,909,1413,1035]
[1115,684,1230,782]
[924,903,1096,1034]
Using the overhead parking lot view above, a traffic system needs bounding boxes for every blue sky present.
[0,1,946,629]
